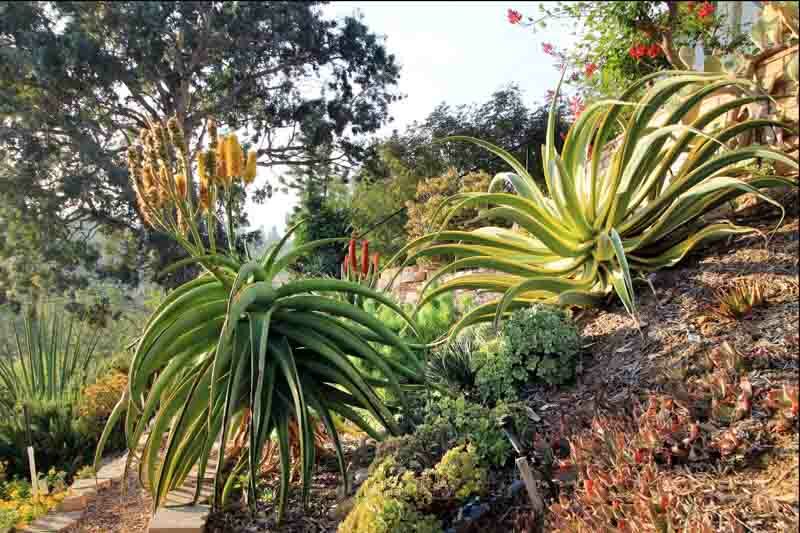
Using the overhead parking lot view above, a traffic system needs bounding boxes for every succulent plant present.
[712,279,766,320]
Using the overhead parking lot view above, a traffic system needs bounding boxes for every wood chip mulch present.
[66,467,152,533]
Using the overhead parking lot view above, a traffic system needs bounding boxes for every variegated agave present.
[387,71,797,336]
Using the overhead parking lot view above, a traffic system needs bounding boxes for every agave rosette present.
[388,71,797,335]
[96,117,425,520]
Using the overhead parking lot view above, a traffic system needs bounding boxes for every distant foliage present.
[350,88,568,258]
[405,170,493,243]
[1,1,401,288]
[286,190,352,277]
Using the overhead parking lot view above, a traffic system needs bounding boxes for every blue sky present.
[246,1,576,233]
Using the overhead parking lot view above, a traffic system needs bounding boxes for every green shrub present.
[74,465,96,480]
[0,508,15,532]
[339,457,441,533]
[475,305,580,402]
[339,444,486,533]
[391,393,530,468]
[0,402,83,478]
[0,397,125,480]
[433,444,486,499]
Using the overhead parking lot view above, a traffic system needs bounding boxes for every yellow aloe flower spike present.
[141,165,155,201]
[208,118,218,144]
[175,173,187,199]
[224,134,243,183]
[216,138,226,185]
[197,151,208,186]
[199,179,210,212]
[243,150,257,184]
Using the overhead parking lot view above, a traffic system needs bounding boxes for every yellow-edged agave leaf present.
[392,71,797,339]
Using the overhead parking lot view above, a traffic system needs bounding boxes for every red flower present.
[507,9,523,24]
[584,62,598,77]
[360,240,369,276]
[541,42,555,55]
[372,252,380,272]
[634,448,648,464]
[646,43,661,58]
[660,494,671,510]
[348,239,357,273]
[629,43,647,60]
[697,1,715,18]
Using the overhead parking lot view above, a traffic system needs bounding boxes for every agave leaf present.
[409,72,797,339]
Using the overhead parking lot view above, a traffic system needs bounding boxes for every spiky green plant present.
[0,307,101,410]
[95,117,425,521]
[387,71,797,336]
[712,278,766,320]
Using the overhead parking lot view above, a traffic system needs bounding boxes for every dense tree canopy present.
[0,1,400,299]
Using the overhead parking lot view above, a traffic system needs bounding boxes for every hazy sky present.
[245,1,576,233]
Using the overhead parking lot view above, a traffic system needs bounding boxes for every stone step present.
[148,505,210,533]
[20,511,84,532]
[146,438,221,532]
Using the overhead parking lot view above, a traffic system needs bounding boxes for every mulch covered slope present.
[503,201,800,531]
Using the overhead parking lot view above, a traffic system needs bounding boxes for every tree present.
[0,193,96,307]
[285,160,352,277]
[0,1,400,293]
[349,138,430,259]
[350,87,569,257]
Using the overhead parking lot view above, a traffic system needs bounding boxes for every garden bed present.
[197,196,799,532]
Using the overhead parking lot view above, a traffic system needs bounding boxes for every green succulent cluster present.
[339,444,486,533]
[475,306,580,400]
[418,393,530,467]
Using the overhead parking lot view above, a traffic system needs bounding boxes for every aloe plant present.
[95,117,424,520]
[387,71,797,337]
